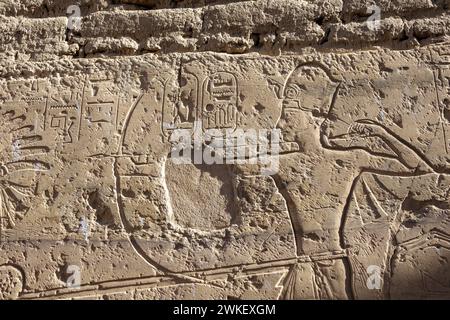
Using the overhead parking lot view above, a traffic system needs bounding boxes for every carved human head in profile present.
[281,63,338,114]
[270,63,340,144]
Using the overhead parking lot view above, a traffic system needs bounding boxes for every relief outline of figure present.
[266,62,434,299]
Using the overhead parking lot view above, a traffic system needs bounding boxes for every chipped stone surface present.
[0,0,449,300]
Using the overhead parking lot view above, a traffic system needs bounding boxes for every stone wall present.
[0,0,449,300]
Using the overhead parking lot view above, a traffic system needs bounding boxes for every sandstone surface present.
[0,0,449,300]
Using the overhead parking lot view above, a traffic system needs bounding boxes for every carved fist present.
[348,121,381,137]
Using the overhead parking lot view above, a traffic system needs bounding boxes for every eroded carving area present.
[0,0,449,300]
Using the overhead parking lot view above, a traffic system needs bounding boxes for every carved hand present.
[348,121,384,137]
